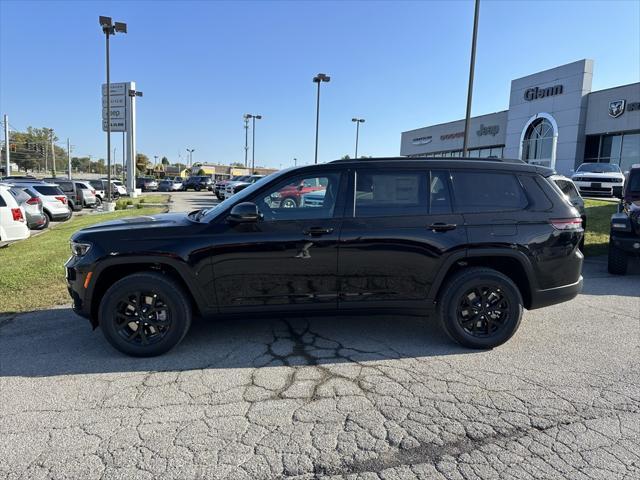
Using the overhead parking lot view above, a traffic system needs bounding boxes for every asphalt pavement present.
[1,190,639,480]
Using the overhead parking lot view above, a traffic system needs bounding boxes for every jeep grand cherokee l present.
[608,164,640,274]
[66,158,584,357]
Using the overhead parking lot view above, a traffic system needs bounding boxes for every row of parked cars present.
[0,176,127,247]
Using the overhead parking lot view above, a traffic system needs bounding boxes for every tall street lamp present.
[186,148,195,169]
[243,114,250,167]
[351,118,365,159]
[313,73,330,164]
[99,15,127,203]
[462,0,480,157]
[245,114,262,172]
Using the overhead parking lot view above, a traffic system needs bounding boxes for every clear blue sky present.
[1,0,639,168]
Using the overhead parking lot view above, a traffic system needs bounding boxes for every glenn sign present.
[524,84,563,101]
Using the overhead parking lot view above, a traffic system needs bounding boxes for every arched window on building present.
[522,118,555,167]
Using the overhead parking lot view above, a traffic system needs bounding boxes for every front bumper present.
[610,233,640,253]
[529,276,583,310]
[65,261,92,321]
[575,181,623,197]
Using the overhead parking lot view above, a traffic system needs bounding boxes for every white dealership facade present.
[400,60,640,174]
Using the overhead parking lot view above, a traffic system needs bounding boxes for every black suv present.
[608,164,640,274]
[182,176,213,191]
[66,158,584,356]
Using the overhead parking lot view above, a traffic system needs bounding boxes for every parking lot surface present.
[1,191,639,480]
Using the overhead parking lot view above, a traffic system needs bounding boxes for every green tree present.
[161,156,170,166]
[136,153,150,173]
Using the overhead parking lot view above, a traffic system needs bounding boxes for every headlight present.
[70,241,92,257]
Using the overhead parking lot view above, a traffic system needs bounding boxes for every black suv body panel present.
[66,158,583,325]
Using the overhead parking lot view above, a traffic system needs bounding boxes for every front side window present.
[451,171,528,212]
[255,173,340,221]
[354,170,427,217]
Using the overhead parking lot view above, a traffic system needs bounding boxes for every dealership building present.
[400,59,640,174]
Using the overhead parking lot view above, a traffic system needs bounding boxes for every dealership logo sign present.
[477,124,500,136]
[524,84,564,101]
[412,136,432,145]
[609,100,626,118]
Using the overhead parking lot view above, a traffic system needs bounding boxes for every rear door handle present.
[303,227,334,236]
[428,222,457,232]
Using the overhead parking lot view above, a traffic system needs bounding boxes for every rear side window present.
[451,171,527,213]
[89,181,103,190]
[554,179,580,202]
[9,188,30,203]
[57,182,74,193]
[355,171,427,217]
[628,171,640,193]
[0,193,6,207]
[33,185,64,196]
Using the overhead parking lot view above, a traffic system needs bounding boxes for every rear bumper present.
[49,210,71,221]
[529,276,583,310]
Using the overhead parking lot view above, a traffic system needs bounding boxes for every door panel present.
[337,169,466,310]
[211,171,344,313]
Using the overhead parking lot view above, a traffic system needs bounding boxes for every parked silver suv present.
[13,182,71,222]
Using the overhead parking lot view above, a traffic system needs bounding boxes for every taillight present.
[26,197,41,205]
[55,196,68,205]
[11,208,24,222]
[550,218,582,230]
[91,189,96,194]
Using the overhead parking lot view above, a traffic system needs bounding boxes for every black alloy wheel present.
[456,285,510,337]
[439,267,523,349]
[99,272,192,356]
[113,291,172,347]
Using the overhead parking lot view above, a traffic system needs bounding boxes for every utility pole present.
[122,132,125,183]
[462,0,480,157]
[3,114,9,176]
[294,157,297,167]
[44,143,48,173]
[51,131,56,177]
[67,138,72,179]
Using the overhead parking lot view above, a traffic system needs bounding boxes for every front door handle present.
[303,227,334,236]
[428,222,457,232]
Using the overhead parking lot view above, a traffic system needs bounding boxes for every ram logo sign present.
[608,100,626,118]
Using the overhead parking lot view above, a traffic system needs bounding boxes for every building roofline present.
[589,81,640,95]
[402,110,508,134]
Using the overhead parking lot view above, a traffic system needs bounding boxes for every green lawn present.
[583,199,617,256]
[0,207,164,314]
[115,193,170,210]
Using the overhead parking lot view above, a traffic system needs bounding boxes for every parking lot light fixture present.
[313,73,330,164]
[245,114,262,172]
[351,118,365,159]
[186,148,195,169]
[99,15,127,203]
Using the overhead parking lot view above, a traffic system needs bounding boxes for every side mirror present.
[228,202,262,223]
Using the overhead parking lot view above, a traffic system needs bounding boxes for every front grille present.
[576,177,619,183]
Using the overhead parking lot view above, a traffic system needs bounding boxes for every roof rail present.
[330,156,525,164]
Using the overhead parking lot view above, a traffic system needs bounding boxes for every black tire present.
[35,213,50,230]
[95,197,102,207]
[438,267,523,349]
[43,210,53,223]
[607,240,628,275]
[195,185,202,192]
[98,272,192,357]
[281,197,298,208]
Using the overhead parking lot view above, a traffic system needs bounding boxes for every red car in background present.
[273,177,326,208]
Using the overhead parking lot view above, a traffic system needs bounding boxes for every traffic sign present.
[102,106,126,120]
[102,83,127,96]
[102,118,126,132]
[102,96,126,108]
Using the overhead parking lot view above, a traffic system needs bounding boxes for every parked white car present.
[0,185,30,247]
[15,182,72,222]
[102,178,128,196]
[571,163,625,198]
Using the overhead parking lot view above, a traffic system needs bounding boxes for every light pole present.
[243,114,250,167]
[245,114,262,172]
[462,0,480,157]
[313,73,330,164]
[154,155,158,173]
[294,157,297,167]
[99,16,127,203]
[186,148,195,169]
[351,118,365,159]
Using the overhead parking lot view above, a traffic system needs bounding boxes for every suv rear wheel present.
[98,272,192,357]
[438,267,523,349]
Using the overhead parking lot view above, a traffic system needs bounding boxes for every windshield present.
[576,163,621,173]
[200,168,293,221]
[628,171,640,193]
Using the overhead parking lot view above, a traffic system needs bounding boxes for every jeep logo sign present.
[476,124,499,136]
[524,84,563,101]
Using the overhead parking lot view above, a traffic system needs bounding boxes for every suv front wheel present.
[98,272,192,357]
[438,268,523,349]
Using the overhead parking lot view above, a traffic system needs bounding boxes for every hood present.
[74,212,190,237]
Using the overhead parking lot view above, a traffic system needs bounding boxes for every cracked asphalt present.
[1,193,639,479]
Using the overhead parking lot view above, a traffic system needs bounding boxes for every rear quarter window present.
[451,171,528,213]
[33,185,64,196]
